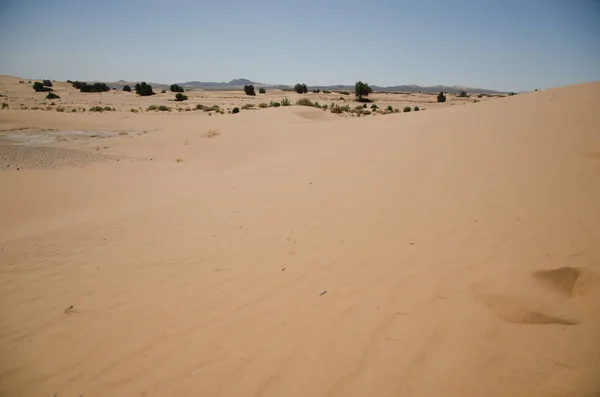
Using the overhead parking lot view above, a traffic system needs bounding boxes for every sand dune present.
[1,79,599,396]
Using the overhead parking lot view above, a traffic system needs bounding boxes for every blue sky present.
[0,0,598,91]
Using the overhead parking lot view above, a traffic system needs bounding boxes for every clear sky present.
[0,0,598,91]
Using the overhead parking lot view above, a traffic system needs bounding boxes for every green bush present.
[259,87,266,94]
[281,97,291,106]
[135,82,155,96]
[437,91,446,102]
[403,106,411,112]
[33,82,53,92]
[103,106,112,111]
[123,85,131,92]
[73,82,110,93]
[338,90,350,95]
[259,102,268,108]
[312,89,320,93]
[89,106,104,112]
[296,98,315,107]
[46,92,60,99]
[323,90,331,94]
[371,104,378,110]
[232,107,240,114]
[270,101,281,107]
[386,105,393,112]
[43,79,53,87]
[244,85,256,96]
[195,104,205,110]
[295,83,308,94]
[354,81,372,101]
[175,93,188,101]
[158,105,169,111]
[170,84,184,93]
[414,106,420,111]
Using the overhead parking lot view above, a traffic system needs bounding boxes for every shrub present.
[312,89,320,93]
[89,106,104,112]
[259,87,266,94]
[354,81,372,101]
[371,104,378,110]
[244,84,256,96]
[202,128,220,138]
[323,90,331,94]
[103,106,112,111]
[33,82,53,92]
[158,105,170,111]
[46,92,60,99]
[56,107,65,112]
[43,79,53,87]
[50,102,56,106]
[259,102,268,108]
[70,108,76,112]
[232,107,240,114]
[270,101,281,107]
[203,105,220,112]
[170,84,184,93]
[195,104,206,110]
[508,92,517,96]
[386,105,393,112]
[458,90,468,98]
[175,93,188,101]
[147,105,158,111]
[296,98,315,107]
[437,91,446,102]
[123,85,131,92]
[330,106,343,114]
[281,97,291,106]
[403,106,411,112]
[294,83,308,94]
[362,110,371,115]
[241,104,255,110]
[2,102,8,109]
[130,108,138,113]
[414,106,420,111]
[322,104,328,109]
[338,90,350,95]
[135,82,155,96]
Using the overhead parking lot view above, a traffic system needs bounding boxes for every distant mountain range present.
[178,79,505,94]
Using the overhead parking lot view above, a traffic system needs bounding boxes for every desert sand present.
[1,77,599,397]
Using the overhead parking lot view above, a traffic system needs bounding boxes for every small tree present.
[259,87,266,94]
[170,84,184,93]
[458,90,468,98]
[295,83,308,94]
[244,84,256,96]
[437,91,446,103]
[43,79,53,87]
[135,82,155,96]
[355,81,372,101]
[123,85,131,92]
[175,92,188,101]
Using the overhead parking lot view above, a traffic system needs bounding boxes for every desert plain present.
[1,76,599,396]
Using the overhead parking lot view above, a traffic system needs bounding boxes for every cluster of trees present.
[70,81,110,92]
[170,84,184,93]
[295,83,308,94]
[244,84,256,96]
[32,81,53,92]
[135,82,155,96]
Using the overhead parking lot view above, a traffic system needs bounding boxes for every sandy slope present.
[1,80,600,397]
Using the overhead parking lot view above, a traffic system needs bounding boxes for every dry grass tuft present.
[201,128,221,138]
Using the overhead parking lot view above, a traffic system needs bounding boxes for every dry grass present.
[201,128,221,138]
